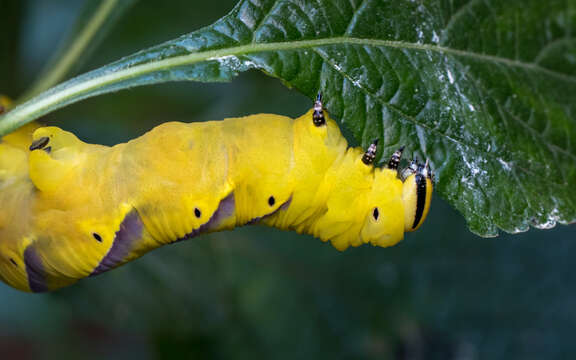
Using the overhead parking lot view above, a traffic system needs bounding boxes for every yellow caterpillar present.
[0,95,432,292]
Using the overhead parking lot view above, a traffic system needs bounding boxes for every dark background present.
[1,1,576,359]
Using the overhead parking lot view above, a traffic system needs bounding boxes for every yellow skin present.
[0,105,432,292]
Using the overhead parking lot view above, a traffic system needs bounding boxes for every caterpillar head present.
[400,159,433,232]
[362,150,434,244]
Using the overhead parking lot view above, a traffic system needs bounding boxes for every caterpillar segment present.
[0,95,433,292]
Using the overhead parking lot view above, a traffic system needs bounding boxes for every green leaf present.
[0,0,574,236]
[21,0,138,100]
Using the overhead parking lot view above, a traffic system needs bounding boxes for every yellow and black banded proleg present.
[0,94,433,292]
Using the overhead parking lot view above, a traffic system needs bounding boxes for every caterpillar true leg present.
[387,146,405,170]
[361,139,379,165]
[400,159,418,181]
[312,92,325,126]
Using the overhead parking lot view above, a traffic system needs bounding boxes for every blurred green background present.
[1,1,576,359]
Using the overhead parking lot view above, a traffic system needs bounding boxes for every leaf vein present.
[344,0,369,36]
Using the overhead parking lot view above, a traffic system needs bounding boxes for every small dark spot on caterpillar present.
[9,258,17,266]
[268,196,275,206]
[373,207,379,220]
[44,146,52,153]
[29,136,50,151]
[93,233,103,242]
[194,208,201,218]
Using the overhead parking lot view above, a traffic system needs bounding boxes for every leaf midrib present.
[1,36,574,136]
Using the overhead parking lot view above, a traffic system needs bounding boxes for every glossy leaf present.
[0,0,574,236]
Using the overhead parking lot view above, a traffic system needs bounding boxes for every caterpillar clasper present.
[0,94,433,292]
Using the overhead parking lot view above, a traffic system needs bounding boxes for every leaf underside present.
[1,0,575,236]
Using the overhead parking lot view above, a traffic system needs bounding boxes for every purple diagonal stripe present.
[24,246,48,293]
[176,192,236,242]
[91,210,143,276]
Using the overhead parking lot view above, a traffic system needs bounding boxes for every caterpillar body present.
[0,95,432,292]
